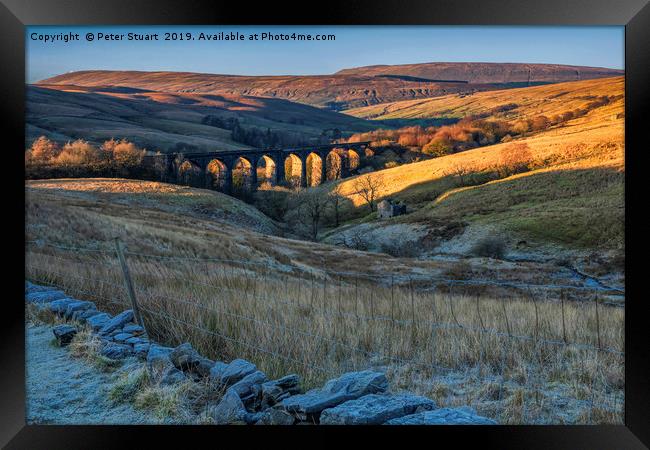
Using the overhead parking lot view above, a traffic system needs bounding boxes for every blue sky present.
[26,26,624,83]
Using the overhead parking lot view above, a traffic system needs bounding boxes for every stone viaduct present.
[143,141,372,193]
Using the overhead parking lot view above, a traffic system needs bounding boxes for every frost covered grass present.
[68,328,121,372]
[27,250,623,424]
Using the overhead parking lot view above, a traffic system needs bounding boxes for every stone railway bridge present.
[143,141,372,193]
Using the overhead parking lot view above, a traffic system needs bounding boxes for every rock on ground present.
[87,313,112,331]
[208,388,247,424]
[260,374,301,408]
[52,324,77,346]
[99,310,134,334]
[100,342,133,359]
[280,370,388,418]
[384,407,497,425]
[219,359,257,386]
[26,290,68,304]
[319,394,436,425]
[230,370,267,399]
[255,408,296,425]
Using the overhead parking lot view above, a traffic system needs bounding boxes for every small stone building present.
[377,199,407,219]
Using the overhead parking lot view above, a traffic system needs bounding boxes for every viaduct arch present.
[144,141,372,194]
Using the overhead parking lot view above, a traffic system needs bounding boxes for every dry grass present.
[68,327,121,372]
[26,245,623,424]
[320,77,624,255]
[347,76,623,121]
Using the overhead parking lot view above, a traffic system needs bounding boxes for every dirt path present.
[26,323,160,425]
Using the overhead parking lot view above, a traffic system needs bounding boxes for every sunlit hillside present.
[38,63,622,111]
[346,76,623,121]
[322,77,624,269]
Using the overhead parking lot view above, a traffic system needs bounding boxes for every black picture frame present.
[2,0,648,448]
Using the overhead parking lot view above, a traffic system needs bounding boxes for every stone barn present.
[377,199,407,219]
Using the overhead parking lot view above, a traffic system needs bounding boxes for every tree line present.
[25,136,157,179]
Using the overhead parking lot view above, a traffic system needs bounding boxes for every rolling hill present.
[336,62,623,84]
[26,84,377,152]
[346,76,624,121]
[37,63,622,112]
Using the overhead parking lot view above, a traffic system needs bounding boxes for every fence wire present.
[25,239,625,422]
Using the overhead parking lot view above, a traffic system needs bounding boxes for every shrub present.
[471,236,507,259]
[422,139,453,157]
[110,140,146,167]
[498,143,533,177]
[56,140,102,166]
[29,136,61,161]
[380,240,420,258]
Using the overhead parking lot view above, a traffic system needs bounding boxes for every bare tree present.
[444,162,472,187]
[328,183,345,227]
[289,189,330,241]
[353,173,385,212]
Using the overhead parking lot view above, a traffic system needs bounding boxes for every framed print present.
[2,0,649,448]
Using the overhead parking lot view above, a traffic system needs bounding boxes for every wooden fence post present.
[560,290,568,344]
[114,238,146,334]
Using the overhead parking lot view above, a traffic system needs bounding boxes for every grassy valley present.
[25,62,626,425]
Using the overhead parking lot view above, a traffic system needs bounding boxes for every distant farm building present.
[377,199,407,219]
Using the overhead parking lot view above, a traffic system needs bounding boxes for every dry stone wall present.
[26,280,497,425]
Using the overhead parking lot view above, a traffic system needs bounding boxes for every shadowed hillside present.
[26,84,377,151]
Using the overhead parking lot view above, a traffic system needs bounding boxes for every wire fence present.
[25,239,625,423]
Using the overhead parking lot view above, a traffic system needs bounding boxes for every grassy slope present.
[323,77,624,253]
[26,84,377,151]
[26,177,602,291]
[38,65,623,110]
[26,178,281,236]
[346,76,623,120]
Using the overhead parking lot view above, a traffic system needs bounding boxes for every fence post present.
[409,277,417,346]
[114,238,146,334]
[594,295,602,350]
[501,295,511,336]
[560,290,568,344]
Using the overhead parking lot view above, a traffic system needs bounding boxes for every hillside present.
[26,178,281,235]
[346,76,624,121]
[26,84,376,152]
[322,77,624,279]
[36,63,622,112]
[336,62,623,84]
